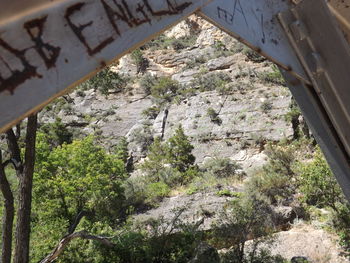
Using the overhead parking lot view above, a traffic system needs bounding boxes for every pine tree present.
[166,125,195,173]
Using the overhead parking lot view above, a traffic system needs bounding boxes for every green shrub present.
[142,126,196,177]
[260,101,273,113]
[207,107,222,125]
[211,193,274,259]
[138,126,196,199]
[184,56,208,69]
[131,49,149,74]
[141,34,171,50]
[129,125,154,153]
[202,157,241,179]
[79,66,129,95]
[192,72,231,92]
[142,34,198,51]
[167,125,196,173]
[259,65,286,86]
[186,174,221,195]
[221,248,287,263]
[39,118,73,147]
[247,170,292,205]
[150,77,181,103]
[140,74,158,95]
[246,144,297,204]
[171,35,198,50]
[140,137,168,177]
[142,106,160,119]
[114,209,203,263]
[76,90,85,97]
[285,101,301,123]
[216,189,238,197]
[124,176,149,208]
[102,108,116,117]
[146,182,171,203]
[114,137,129,164]
[212,40,235,58]
[156,167,184,187]
[298,148,345,210]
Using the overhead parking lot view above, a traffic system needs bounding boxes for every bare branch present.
[40,231,114,263]
[68,211,89,234]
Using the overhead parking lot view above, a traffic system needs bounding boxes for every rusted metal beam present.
[0,0,211,133]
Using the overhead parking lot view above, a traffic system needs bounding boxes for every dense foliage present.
[3,116,349,263]
[31,134,127,261]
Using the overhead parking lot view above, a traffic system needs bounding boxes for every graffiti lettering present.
[143,0,192,16]
[260,14,266,44]
[101,0,192,36]
[0,0,194,93]
[0,38,40,94]
[101,0,150,35]
[24,16,61,69]
[250,9,266,44]
[217,0,248,27]
[65,3,115,56]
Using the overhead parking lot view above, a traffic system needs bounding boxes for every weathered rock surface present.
[268,224,348,263]
[39,14,345,262]
[134,190,239,231]
[207,56,236,71]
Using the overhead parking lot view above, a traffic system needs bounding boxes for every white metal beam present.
[198,0,309,82]
[0,0,211,132]
[282,69,350,201]
[279,0,350,160]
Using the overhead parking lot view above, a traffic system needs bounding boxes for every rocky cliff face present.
[39,16,347,262]
[40,16,292,173]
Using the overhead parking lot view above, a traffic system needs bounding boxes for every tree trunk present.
[14,114,38,263]
[0,152,14,263]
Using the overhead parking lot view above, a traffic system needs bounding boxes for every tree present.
[298,148,344,212]
[141,137,169,180]
[141,126,196,182]
[131,49,149,74]
[32,136,127,262]
[150,77,180,103]
[0,151,14,263]
[114,137,129,164]
[34,136,126,224]
[14,115,38,263]
[167,125,195,173]
[39,118,73,148]
[0,115,38,263]
[297,148,350,252]
[213,194,276,263]
[246,143,297,204]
